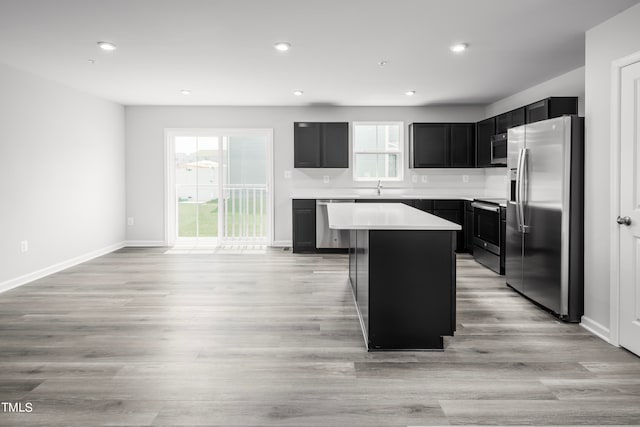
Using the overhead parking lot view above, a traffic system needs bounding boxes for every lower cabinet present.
[292,198,471,254]
[432,200,465,253]
[464,201,474,253]
[292,199,316,253]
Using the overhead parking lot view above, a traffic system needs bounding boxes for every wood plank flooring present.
[0,248,639,426]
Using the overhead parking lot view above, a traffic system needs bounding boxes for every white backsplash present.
[291,167,506,198]
[484,167,508,198]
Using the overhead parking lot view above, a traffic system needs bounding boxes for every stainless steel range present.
[472,198,506,275]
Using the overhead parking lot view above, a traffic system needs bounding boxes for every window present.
[353,122,403,181]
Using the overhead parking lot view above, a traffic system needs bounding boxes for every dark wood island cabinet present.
[328,202,460,350]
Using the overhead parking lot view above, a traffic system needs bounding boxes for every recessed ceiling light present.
[378,60,388,67]
[405,91,416,96]
[274,42,291,51]
[180,89,191,95]
[97,41,117,51]
[450,43,468,53]
[293,90,304,96]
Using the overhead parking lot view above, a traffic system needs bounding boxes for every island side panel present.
[349,229,357,297]
[355,229,369,337]
[367,229,456,350]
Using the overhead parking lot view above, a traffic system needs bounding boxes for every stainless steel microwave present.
[490,133,507,165]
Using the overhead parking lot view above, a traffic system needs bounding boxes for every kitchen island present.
[327,202,461,350]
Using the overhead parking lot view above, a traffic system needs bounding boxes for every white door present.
[619,60,640,356]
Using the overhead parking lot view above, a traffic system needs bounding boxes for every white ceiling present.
[0,0,638,106]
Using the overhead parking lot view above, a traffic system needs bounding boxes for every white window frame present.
[352,121,404,182]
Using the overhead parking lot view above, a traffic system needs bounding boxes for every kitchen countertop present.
[473,198,508,208]
[290,189,478,200]
[327,202,462,231]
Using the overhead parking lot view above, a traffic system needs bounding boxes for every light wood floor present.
[1,248,639,426]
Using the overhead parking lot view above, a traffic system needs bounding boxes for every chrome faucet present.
[376,180,383,196]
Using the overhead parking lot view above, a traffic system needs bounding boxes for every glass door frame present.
[164,128,274,247]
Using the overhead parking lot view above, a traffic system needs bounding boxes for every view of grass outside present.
[178,194,267,239]
[178,200,218,237]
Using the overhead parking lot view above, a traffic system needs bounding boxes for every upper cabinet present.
[525,97,578,124]
[476,97,578,169]
[294,122,349,168]
[410,123,475,168]
[495,107,525,134]
[450,123,476,168]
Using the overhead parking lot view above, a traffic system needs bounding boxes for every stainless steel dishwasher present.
[316,199,355,249]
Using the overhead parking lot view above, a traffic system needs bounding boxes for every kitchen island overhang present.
[327,202,461,351]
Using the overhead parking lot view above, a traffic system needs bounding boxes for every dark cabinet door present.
[411,123,449,168]
[294,123,321,167]
[476,117,495,167]
[294,122,349,168]
[497,107,526,134]
[496,113,510,135]
[292,199,316,253]
[450,123,475,167]
[433,201,464,252]
[525,97,578,124]
[465,203,474,253]
[510,107,526,128]
[322,122,349,168]
[525,99,550,124]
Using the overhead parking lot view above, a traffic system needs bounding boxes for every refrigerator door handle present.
[519,148,530,233]
[515,148,524,232]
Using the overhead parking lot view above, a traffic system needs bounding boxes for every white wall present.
[583,3,640,337]
[0,63,126,291]
[124,105,486,245]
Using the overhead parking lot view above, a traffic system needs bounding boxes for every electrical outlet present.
[411,175,418,183]
[20,240,28,253]
[421,175,428,183]
[463,175,469,183]
[284,170,292,179]
[323,176,330,184]
[127,217,134,226]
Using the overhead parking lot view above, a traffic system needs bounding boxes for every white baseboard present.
[125,240,167,247]
[581,316,611,344]
[271,240,292,248]
[0,241,126,295]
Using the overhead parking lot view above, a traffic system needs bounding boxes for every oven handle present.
[471,202,500,213]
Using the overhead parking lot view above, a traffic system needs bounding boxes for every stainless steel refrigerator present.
[506,115,584,322]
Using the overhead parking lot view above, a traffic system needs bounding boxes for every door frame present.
[164,128,275,247]
[609,50,640,347]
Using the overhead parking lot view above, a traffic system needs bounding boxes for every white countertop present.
[291,189,477,200]
[327,202,462,231]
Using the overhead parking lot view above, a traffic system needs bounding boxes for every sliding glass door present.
[175,136,220,241]
[170,130,271,246]
[223,136,268,242]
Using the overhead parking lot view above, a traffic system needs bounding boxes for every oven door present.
[472,202,501,255]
